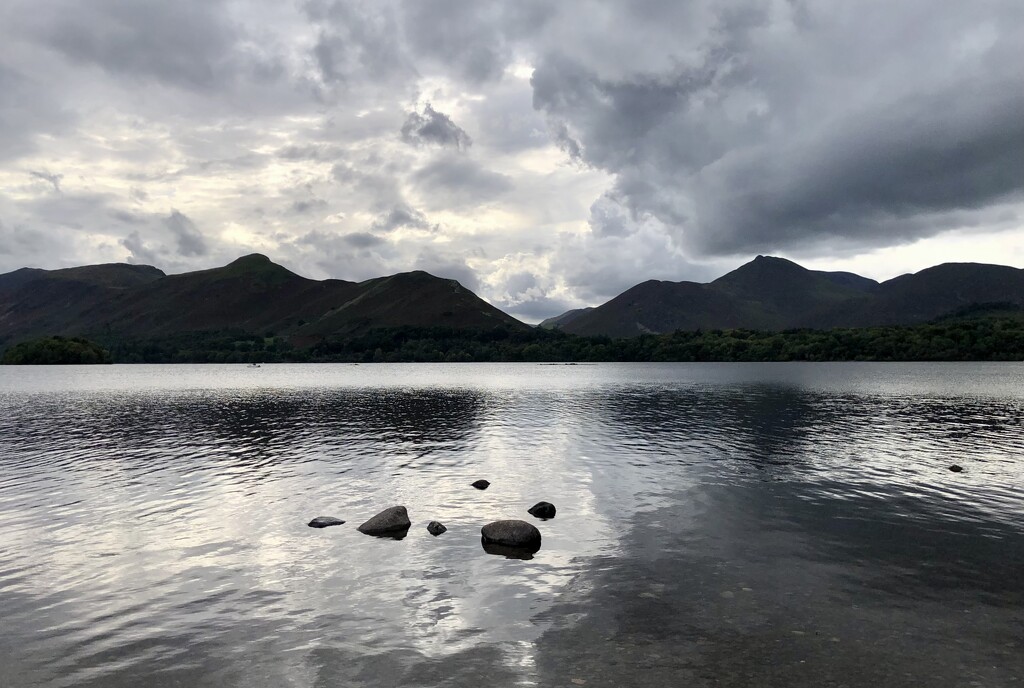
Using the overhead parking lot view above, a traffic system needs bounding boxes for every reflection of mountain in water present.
[50,388,491,481]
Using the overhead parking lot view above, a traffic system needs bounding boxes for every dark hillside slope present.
[562,279,769,338]
[558,256,1024,337]
[818,263,1024,327]
[83,254,360,337]
[562,256,878,337]
[0,254,528,348]
[0,263,166,345]
[709,255,876,324]
[295,270,528,341]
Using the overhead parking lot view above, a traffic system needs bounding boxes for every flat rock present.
[949,464,964,472]
[481,519,541,552]
[358,506,411,536]
[471,479,490,490]
[308,516,346,528]
[427,521,448,536]
[527,501,556,519]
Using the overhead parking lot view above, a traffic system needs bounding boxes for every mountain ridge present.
[4,253,1024,348]
[550,257,1024,337]
[0,255,527,348]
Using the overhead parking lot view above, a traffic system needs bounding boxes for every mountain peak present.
[228,253,273,266]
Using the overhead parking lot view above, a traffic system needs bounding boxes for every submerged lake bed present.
[1,362,1022,687]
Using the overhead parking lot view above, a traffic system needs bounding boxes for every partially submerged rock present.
[481,519,541,553]
[527,501,556,519]
[471,479,490,490]
[949,464,964,473]
[427,521,448,536]
[482,541,537,560]
[307,516,346,528]
[358,506,411,536]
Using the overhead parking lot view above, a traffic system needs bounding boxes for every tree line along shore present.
[3,316,1023,364]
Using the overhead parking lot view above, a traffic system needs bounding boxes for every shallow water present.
[0,362,1022,687]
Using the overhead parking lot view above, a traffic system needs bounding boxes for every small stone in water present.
[307,516,345,528]
[527,501,556,519]
[471,479,490,490]
[949,464,964,472]
[427,521,447,536]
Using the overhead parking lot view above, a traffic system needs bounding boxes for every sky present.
[1,0,1022,322]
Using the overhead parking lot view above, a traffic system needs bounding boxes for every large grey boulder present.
[481,520,541,552]
[358,506,411,536]
[308,516,346,528]
[527,501,556,519]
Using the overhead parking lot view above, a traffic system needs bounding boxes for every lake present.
[1,363,1022,687]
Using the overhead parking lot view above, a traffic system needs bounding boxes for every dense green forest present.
[5,315,1022,365]
[1,336,113,364]
[24,315,1016,363]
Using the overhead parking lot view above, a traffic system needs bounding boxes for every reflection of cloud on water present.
[2,362,1023,686]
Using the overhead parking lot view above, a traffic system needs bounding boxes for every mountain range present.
[541,255,1024,337]
[1,253,1023,349]
[0,254,525,349]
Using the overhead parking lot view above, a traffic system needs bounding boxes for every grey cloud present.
[589,194,635,238]
[370,205,436,233]
[412,155,513,210]
[307,1,416,87]
[400,105,471,150]
[693,85,1024,254]
[28,169,63,194]
[342,232,386,248]
[163,210,208,257]
[121,230,161,265]
[291,228,395,282]
[504,294,574,323]
[412,248,480,293]
[32,0,242,91]
[289,198,328,215]
[277,144,343,161]
[399,0,553,84]
[0,65,74,161]
[465,77,549,153]
[530,0,1024,257]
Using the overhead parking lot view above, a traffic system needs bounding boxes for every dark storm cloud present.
[412,155,513,210]
[529,0,1024,256]
[400,105,472,150]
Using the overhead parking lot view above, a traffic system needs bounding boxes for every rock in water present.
[482,541,537,560]
[471,479,490,490]
[481,520,541,552]
[308,516,346,528]
[949,464,964,473]
[427,521,447,536]
[527,501,556,519]
[358,506,411,536]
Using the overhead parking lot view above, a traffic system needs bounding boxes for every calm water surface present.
[0,363,1022,687]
